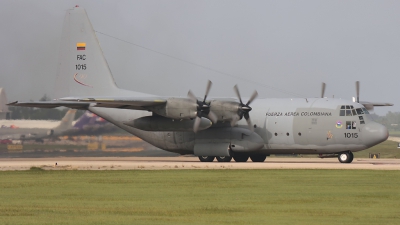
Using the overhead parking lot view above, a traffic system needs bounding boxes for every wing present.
[7,101,90,109]
[360,101,393,107]
[8,96,167,110]
[59,96,167,110]
[358,101,393,110]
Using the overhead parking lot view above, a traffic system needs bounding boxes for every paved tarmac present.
[1,157,400,171]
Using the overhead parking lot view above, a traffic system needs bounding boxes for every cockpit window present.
[340,105,357,116]
[340,105,370,116]
[362,108,370,114]
[356,108,364,115]
[340,105,368,124]
[359,116,365,124]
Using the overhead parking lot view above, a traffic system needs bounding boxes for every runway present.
[1,157,400,170]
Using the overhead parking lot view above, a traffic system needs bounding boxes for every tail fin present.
[54,6,133,98]
[54,109,77,130]
[73,111,107,129]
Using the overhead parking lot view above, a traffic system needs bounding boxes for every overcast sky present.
[0,0,399,115]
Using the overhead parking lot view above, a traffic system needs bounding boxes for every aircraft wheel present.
[233,155,249,162]
[338,152,353,163]
[250,155,267,162]
[216,156,232,162]
[198,156,215,162]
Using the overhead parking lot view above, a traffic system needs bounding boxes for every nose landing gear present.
[338,151,354,163]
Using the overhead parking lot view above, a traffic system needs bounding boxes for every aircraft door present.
[342,116,363,144]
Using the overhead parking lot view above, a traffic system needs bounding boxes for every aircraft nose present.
[362,122,388,147]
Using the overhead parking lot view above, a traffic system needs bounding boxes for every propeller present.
[232,85,258,131]
[321,82,326,98]
[353,81,372,111]
[187,80,218,133]
[355,81,360,103]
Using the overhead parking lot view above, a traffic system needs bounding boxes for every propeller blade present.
[321,82,326,98]
[233,85,243,105]
[187,90,197,102]
[355,81,360,103]
[246,90,258,106]
[245,117,254,132]
[193,117,201,133]
[207,111,218,124]
[203,80,212,102]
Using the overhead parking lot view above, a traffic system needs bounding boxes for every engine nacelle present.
[209,100,240,122]
[124,116,212,132]
[150,98,197,120]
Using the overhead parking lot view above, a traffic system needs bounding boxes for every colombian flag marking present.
[77,42,86,50]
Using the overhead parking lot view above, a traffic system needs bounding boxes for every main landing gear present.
[338,151,354,163]
[198,154,267,163]
[198,156,215,162]
[216,156,232,162]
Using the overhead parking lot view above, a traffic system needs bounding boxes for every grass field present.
[354,140,400,158]
[389,130,400,137]
[1,170,399,225]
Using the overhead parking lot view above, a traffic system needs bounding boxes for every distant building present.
[0,88,10,120]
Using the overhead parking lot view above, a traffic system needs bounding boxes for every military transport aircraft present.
[9,6,392,163]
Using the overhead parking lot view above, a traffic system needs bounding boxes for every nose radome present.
[363,122,388,147]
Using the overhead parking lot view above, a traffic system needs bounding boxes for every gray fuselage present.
[88,97,388,155]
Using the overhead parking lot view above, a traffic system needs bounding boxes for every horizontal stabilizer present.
[7,101,90,109]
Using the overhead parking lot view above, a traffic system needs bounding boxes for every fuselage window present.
[356,108,364,115]
[346,121,357,129]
